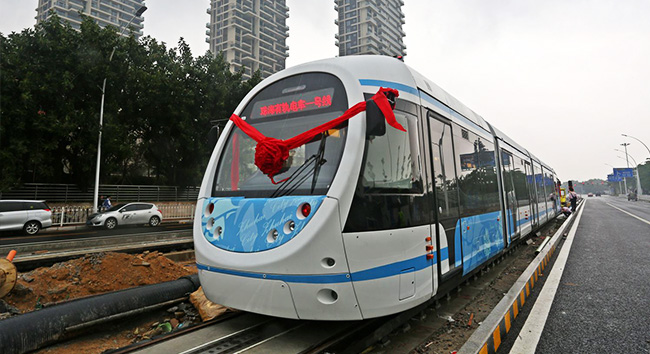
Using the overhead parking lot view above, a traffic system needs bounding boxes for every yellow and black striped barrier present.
[458,201,583,354]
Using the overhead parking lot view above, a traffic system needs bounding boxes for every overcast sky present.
[2,0,649,182]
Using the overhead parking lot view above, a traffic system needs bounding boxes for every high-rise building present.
[335,0,406,57]
[36,0,146,39]
[206,0,289,80]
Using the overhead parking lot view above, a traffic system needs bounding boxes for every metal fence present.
[51,203,196,226]
[0,183,200,203]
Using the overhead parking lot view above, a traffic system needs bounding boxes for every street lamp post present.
[93,6,147,213]
[622,133,650,157]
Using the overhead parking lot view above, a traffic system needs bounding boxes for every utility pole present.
[93,6,148,213]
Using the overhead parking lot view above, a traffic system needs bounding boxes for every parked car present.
[0,200,53,235]
[86,202,163,229]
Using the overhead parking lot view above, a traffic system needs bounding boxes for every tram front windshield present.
[213,73,349,198]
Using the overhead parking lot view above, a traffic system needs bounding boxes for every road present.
[509,196,650,353]
[0,221,192,247]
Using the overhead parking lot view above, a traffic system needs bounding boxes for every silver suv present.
[0,200,53,235]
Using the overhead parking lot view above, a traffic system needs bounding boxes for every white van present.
[0,200,53,235]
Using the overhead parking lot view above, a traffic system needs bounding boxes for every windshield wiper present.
[270,132,329,198]
[311,132,328,193]
[270,155,317,198]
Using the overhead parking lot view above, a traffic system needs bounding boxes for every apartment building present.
[36,0,146,39]
[335,0,406,57]
[206,0,289,79]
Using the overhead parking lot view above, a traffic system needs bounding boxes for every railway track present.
[98,216,571,354]
[110,312,354,354]
[2,216,572,354]
[106,251,517,354]
[0,230,193,271]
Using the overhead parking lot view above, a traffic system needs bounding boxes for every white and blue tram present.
[193,55,561,320]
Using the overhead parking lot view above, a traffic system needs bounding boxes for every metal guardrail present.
[51,204,196,226]
[0,183,199,203]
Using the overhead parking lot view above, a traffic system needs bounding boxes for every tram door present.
[427,113,462,279]
[525,162,538,228]
[501,150,519,242]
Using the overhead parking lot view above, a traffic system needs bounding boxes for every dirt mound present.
[4,251,196,313]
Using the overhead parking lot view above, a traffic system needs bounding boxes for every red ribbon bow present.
[229,87,405,183]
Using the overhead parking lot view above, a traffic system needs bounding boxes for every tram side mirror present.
[208,126,220,150]
[365,99,386,138]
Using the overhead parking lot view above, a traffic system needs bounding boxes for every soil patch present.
[3,251,196,313]
[1,251,204,354]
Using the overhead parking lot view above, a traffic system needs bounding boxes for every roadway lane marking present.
[606,203,650,225]
[510,200,586,353]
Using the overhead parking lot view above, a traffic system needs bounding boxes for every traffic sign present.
[613,168,634,178]
[607,174,622,182]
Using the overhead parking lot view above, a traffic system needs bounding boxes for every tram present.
[193,55,560,320]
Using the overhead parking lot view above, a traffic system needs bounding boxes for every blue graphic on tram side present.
[458,210,504,275]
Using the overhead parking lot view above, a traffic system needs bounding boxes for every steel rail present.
[3,231,193,271]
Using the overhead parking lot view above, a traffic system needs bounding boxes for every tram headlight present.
[283,220,296,234]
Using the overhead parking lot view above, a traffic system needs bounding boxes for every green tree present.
[1,14,261,191]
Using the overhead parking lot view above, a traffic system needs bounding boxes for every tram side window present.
[479,139,500,212]
[453,125,500,215]
[501,150,516,206]
[534,164,546,209]
[429,118,459,219]
[361,111,422,193]
[512,156,530,206]
[525,162,535,205]
[541,170,550,208]
[344,107,428,232]
[546,172,556,207]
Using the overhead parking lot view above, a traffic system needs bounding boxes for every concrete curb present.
[40,218,192,233]
[457,201,584,354]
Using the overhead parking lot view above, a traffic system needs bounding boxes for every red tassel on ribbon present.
[229,87,404,183]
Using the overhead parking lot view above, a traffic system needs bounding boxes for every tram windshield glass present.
[213,73,349,198]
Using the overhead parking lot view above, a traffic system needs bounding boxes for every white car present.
[0,200,53,235]
[86,202,163,229]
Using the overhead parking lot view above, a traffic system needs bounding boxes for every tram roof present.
[283,56,556,175]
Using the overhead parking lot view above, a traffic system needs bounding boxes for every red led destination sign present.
[251,88,335,119]
[259,94,332,117]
